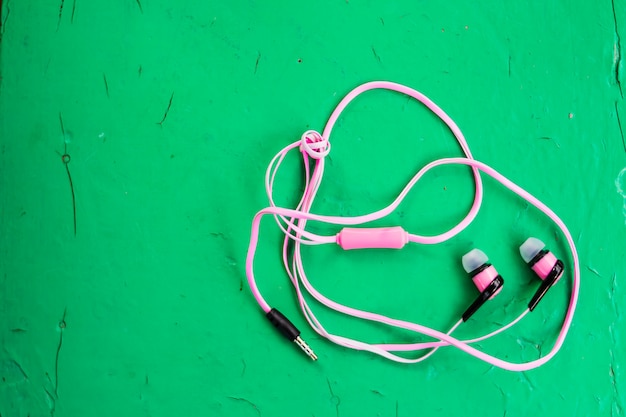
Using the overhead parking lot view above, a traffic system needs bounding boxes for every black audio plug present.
[266,308,318,360]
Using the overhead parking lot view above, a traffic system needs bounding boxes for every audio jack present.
[266,308,318,361]
[294,336,318,360]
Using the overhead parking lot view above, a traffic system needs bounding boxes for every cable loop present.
[300,130,331,159]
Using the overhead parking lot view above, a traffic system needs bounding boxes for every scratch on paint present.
[608,272,623,414]
[611,0,623,98]
[227,397,260,416]
[586,266,602,278]
[371,46,381,63]
[254,52,261,74]
[157,92,174,126]
[54,308,67,398]
[103,73,110,98]
[1,0,11,36]
[59,114,77,235]
[616,102,625,153]
[56,0,64,30]
[616,167,626,224]
[327,378,341,417]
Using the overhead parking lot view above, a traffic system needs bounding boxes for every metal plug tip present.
[295,336,318,361]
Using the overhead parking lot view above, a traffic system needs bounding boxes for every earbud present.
[460,249,504,321]
[519,237,564,311]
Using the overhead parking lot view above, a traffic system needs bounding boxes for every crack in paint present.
[608,274,623,416]
[512,203,529,227]
[103,73,110,98]
[616,168,626,224]
[157,92,174,126]
[50,307,67,416]
[611,0,624,98]
[44,387,56,416]
[0,0,10,37]
[10,359,27,380]
[494,383,508,411]
[371,46,381,63]
[1,359,28,384]
[56,0,65,31]
[519,371,537,391]
[59,114,77,236]
[227,397,261,416]
[254,52,261,74]
[586,265,603,278]
[616,102,625,152]
[326,378,341,417]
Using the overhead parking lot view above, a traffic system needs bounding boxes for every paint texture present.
[1,1,625,416]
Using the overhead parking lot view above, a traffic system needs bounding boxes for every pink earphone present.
[245,81,580,371]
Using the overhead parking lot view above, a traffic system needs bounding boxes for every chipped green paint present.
[0,1,625,416]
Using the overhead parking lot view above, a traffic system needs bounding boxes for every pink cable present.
[245,81,580,371]
[374,309,530,351]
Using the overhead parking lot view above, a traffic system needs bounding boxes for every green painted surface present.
[1,1,625,416]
